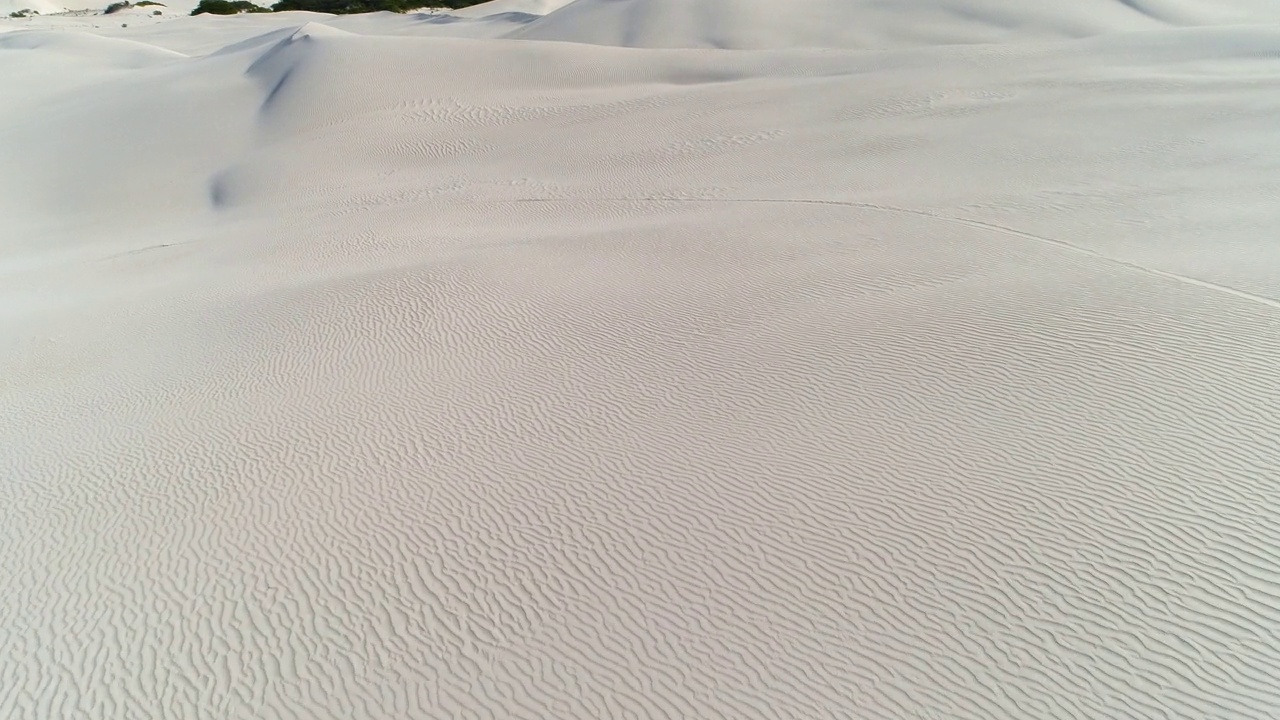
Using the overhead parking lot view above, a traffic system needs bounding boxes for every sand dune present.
[1,0,65,15]
[448,0,575,17]
[3,1,1280,719]
[511,0,1280,49]
[0,0,197,16]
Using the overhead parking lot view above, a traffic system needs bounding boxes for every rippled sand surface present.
[3,2,1280,718]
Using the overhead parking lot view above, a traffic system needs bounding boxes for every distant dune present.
[3,2,1280,720]
[510,0,1280,49]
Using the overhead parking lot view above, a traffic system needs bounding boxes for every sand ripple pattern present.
[4,16,1280,720]
[5,200,1280,720]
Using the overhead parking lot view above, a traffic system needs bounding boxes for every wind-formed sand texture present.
[3,1,1280,718]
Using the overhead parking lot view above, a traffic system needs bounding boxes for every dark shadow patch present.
[209,171,231,209]
[414,11,537,25]
[261,66,294,113]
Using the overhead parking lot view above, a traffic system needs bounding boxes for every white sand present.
[3,1,1280,718]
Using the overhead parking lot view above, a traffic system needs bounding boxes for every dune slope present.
[3,3,1280,720]
[510,0,1280,49]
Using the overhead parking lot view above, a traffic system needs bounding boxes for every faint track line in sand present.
[500,196,1280,313]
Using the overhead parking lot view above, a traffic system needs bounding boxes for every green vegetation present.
[104,0,162,12]
[191,0,271,13]
[271,0,414,12]
[421,0,489,7]
[9,8,37,16]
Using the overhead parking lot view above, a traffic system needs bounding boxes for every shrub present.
[135,1,165,5]
[104,1,130,13]
[191,0,270,13]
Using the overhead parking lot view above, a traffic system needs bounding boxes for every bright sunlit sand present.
[3,1,1280,718]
